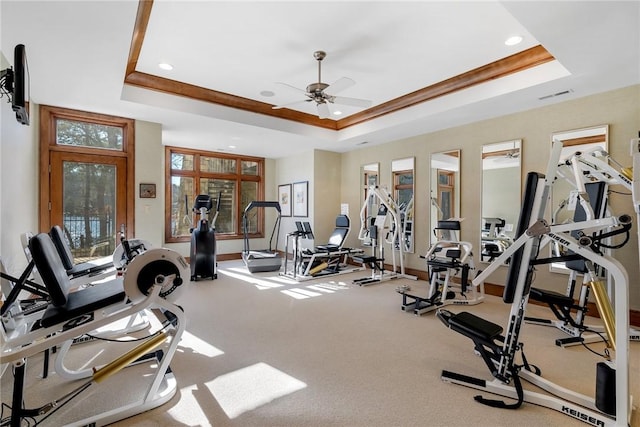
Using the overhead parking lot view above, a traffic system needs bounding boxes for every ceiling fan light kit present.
[273,50,372,119]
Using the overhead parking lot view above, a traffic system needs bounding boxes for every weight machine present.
[438,140,634,426]
[1,232,188,426]
[3,229,151,346]
[281,217,364,281]
[526,142,640,345]
[481,217,513,262]
[352,186,417,285]
[399,219,482,315]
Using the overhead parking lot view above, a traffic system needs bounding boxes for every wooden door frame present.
[39,105,135,235]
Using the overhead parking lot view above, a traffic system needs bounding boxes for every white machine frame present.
[353,185,417,285]
[1,245,188,426]
[527,143,640,344]
[439,140,634,426]
[400,220,483,315]
[281,218,364,282]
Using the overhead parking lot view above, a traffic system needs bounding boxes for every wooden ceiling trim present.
[124,1,335,129]
[125,1,554,132]
[125,71,337,130]
[336,45,555,129]
[126,0,153,76]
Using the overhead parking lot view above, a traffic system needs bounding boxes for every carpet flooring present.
[2,259,638,426]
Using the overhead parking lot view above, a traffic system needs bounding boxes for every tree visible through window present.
[165,147,264,242]
[56,119,123,150]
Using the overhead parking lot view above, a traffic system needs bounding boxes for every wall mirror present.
[430,150,460,244]
[480,139,522,263]
[361,163,380,230]
[550,125,609,273]
[391,157,415,253]
[362,163,379,191]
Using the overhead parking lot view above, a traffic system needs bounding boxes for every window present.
[437,169,455,220]
[55,119,124,150]
[165,147,264,242]
[393,169,414,206]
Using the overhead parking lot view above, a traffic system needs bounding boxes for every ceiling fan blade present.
[332,96,373,108]
[275,82,309,95]
[272,99,312,110]
[326,77,355,95]
[317,102,330,119]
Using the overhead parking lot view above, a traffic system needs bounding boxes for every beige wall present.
[0,93,38,275]
[313,150,342,244]
[274,150,314,253]
[341,84,640,309]
[134,120,164,248]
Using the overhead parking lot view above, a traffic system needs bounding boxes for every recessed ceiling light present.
[260,90,275,97]
[228,145,236,149]
[504,35,523,46]
[158,63,173,71]
[333,110,342,116]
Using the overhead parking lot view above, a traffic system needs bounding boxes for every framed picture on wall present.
[139,183,156,198]
[293,181,308,217]
[278,184,292,217]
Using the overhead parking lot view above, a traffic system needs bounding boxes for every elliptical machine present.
[189,193,220,281]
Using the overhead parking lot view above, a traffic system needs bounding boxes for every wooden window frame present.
[39,105,135,234]
[165,146,265,243]
[393,169,414,202]
[437,169,456,219]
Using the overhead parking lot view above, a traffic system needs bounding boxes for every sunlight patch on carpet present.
[280,280,351,299]
[321,281,350,289]
[207,362,307,419]
[266,275,299,285]
[306,284,335,293]
[179,331,224,358]
[281,287,322,299]
[171,384,211,426]
[218,268,284,290]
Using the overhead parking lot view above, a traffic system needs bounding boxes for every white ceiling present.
[1,1,638,159]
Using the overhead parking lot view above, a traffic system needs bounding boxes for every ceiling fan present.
[272,50,373,119]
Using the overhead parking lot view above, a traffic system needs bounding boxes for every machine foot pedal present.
[556,336,583,347]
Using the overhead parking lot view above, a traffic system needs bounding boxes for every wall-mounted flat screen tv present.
[12,44,29,125]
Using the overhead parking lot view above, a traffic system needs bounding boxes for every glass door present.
[50,152,127,261]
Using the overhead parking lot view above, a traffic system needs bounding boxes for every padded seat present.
[427,260,458,269]
[315,244,342,252]
[50,225,113,277]
[29,232,126,328]
[314,215,350,252]
[427,248,461,269]
[446,311,503,342]
[352,255,378,264]
[529,287,573,307]
[41,283,125,327]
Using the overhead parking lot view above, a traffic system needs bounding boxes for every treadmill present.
[242,201,283,273]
